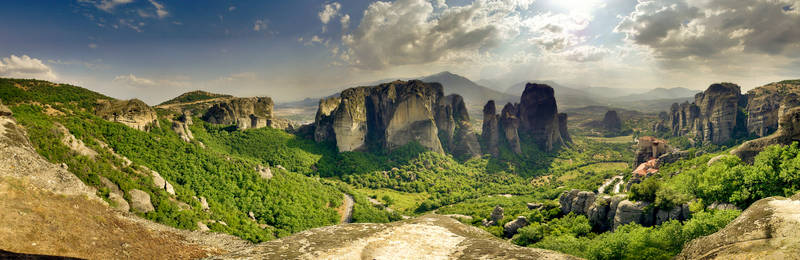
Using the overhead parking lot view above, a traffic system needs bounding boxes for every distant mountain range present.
[276,71,700,114]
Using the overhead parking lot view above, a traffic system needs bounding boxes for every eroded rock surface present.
[95,99,160,131]
[677,194,800,259]
[732,93,800,163]
[312,80,477,154]
[209,214,578,260]
[202,97,274,130]
[559,189,690,232]
[602,110,622,132]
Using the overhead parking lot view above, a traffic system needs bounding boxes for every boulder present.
[198,196,210,211]
[602,110,622,132]
[172,113,194,142]
[503,216,529,238]
[0,100,11,116]
[526,202,543,210]
[256,165,272,179]
[490,206,504,224]
[201,97,273,130]
[129,189,154,213]
[613,200,644,230]
[677,194,800,259]
[151,170,175,195]
[95,99,160,131]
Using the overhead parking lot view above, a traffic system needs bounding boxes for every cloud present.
[524,12,591,52]
[561,45,611,62]
[253,19,268,31]
[616,0,800,60]
[228,6,236,11]
[0,55,57,80]
[79,0,134,12]
[148,0,168,18]
[340,14,350,30]
[340,0,534,69]
[319,2,342,24]
[113,73,190,88]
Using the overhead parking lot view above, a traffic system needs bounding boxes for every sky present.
[1,0,799,104]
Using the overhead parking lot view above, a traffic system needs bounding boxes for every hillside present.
[504,80,603,109]
[612,87,699,101]
[158,90,233,106]
[419,71,517,107]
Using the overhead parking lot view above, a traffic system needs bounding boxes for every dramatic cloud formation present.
[617,0,800,59]
[318,2,341,24]
[340,0,534,69]
[0,55,56,80]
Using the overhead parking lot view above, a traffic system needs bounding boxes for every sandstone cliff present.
[677,193,800,259]
[210,214,578,260]
[661,81,800,145]
[732,93,800,163]
[312,80,479,156]
[95,99,160,131]
[481,83,570,154]
[201,97,274,130]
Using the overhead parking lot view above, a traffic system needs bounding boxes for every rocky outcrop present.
[602,110,622,132]
[481,83,570,154]
[662,83,746,144]
[129,189,154,213]
[312,80,477,154]
[503,216,529,238]
[95,99,160,131]
[732,94,800,163]
[744,81,800,137]
[677,193,800,259]
[481,101,501,156]
[482,206,505,227]
[211,214,578,260]
[559,189,691,232]
[172,113,194,142]
[256,164,272,179]
[201,97,274,130]
[150,170,175,195]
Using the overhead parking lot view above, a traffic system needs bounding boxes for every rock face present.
[662,83,745,144]
[661,81,800,145]
[602,110,622,132]
[172,113,194,142]
[677,194,800,259]
[481,83,570,154]
[481,101,501,156]
[312,80,478,155]
[732,93,800,163]
[150,170,175,195]
[503,216,529,238]
[201,97,274,130]
[211,214,578,260]
[129,189,155,213]
[95,99,160,131]
[559,189,691,232]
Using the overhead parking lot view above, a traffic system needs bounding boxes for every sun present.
[549,0,602,15]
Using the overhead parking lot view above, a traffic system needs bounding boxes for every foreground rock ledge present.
[677,194,800,259]
[209,214,578,260]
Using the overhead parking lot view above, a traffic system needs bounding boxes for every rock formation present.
[559,189,690,232]
[201,97,274,130]
[677,193,800,259]
[171,113,194,142]
[634,136,672,168]
[210,214,578,259]
[661,81,800,145]
[662,83,745,144]
[481,83,571,154]
[95,99,160,131]
[602,110,622,132]
[129,189,155,213]
[503,216,529,238]
[481,101,501,156]
[732,93,800,163]
[312,80,479,155]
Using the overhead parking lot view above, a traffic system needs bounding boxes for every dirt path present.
[340,194,354,224]
[598,175,624,194]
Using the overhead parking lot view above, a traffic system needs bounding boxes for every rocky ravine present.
[313,80,480,158]
[209,214,578,260]
[677,193,800,259]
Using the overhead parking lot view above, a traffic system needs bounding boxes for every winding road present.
[340,194,354,224]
